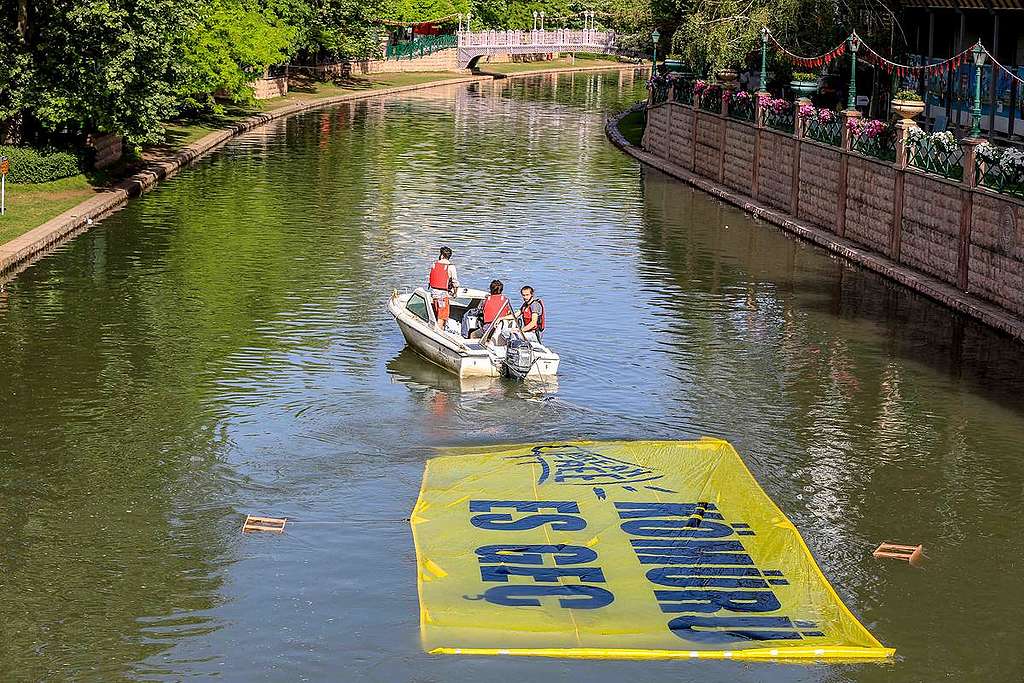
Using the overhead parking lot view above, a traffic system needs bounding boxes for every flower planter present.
[663,60,685,73]
[891,98,925,123]
[715,68,739,90]
[790,80,818,98]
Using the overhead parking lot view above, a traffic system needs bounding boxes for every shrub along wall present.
[641,86,1024,332]
[0,146,83,184]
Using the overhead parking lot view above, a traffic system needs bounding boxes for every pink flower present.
[798,103,815,119]
[818,109,835,123]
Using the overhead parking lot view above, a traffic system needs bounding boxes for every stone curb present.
[0,74,492,282]
[605,106,1024,343]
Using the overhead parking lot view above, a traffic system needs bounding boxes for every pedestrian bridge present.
[457,30,618,69]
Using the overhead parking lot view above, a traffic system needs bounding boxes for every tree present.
[672,0,786,74]
[11,0,187,144]
[171,0,295,114]
[305,0,393,60]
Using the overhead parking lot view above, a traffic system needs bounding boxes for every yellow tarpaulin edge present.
[429,646,896,660]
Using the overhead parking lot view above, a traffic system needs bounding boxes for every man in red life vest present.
[474,279,512,338]
[427,246,459,327]
[518,285,546,343]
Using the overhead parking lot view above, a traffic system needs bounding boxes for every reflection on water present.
[1,70,1023,682]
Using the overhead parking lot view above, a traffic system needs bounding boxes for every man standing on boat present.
[518,285,545,343]
[428,246,459,328]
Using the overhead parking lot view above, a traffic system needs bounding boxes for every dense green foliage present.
[0,0,901,147]
[0,145,83,183]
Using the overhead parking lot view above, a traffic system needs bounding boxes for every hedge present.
[0,146,83,184]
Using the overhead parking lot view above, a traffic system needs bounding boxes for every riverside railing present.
[642,78,1024,320]
[386,34,457,60]
[645,79,1024,217]
[976,143,1024,198]
[457,29,616,51]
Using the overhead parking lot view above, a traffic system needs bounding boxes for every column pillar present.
[958,137,983,290]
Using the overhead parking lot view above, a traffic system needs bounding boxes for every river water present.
[2,71,1023,682]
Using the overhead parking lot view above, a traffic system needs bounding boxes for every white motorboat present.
[387,286,559,379]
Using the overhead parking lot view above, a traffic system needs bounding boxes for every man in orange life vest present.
[427,247,459,327]
[518,285,546,343]
[473,279,513,338]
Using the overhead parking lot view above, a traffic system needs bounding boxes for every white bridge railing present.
[458,29,616,51]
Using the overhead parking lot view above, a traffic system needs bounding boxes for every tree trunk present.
[18,0,28,40]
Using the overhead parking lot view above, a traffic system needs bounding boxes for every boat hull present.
[388,291,559,379]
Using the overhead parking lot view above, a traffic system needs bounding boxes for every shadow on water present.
[638,166,1024,416]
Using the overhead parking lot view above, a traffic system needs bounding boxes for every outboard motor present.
[461,307,483,339]
[502,335,534,380]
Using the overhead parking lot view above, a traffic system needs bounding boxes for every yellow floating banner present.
[410,439,893,661]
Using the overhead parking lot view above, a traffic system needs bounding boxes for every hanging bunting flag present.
[764,29,978,82]
[766,31,847,69]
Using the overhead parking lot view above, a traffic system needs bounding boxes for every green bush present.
[0,146,83,184]
[894,89,923,102]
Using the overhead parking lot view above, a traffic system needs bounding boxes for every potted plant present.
[663,54,686,73]
[891,89,925,123]
[790,71,819,98]
[715,67,739,88]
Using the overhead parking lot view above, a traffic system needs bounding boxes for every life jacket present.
[520,298,545,331]
[428,260,451,290]
[482,294,510,324]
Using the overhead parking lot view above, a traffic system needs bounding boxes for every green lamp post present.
[759,27,768,92]
[970,41,986,138]
[846,32,861,111]
[651,29,660,78]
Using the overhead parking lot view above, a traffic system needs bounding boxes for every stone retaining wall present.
[252,76,289,100]
[640,94,1024,333]
[351,49,461,74]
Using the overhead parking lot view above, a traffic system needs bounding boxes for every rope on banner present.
[765,29,978,81]
[858,40,973,78]
[983,47,1024,88]
[765,31,847,68]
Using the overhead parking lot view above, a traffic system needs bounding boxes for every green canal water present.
[2,71,1024,681]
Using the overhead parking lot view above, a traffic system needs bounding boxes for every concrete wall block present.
[756,131,794,212]
[899,172,961,283]
[843,157,894,250]
[798,144,840,230]
[642,106,670,154]
[968,193,1024,314]
[722,122,754,194]
[971,192,1024,259]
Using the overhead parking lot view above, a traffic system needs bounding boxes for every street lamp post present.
[651,29,660,78]
[970,41,986,138]
[758,27,768,93]
[540,11,545,31]
[846,32,861,111]
[533,11,537,31]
